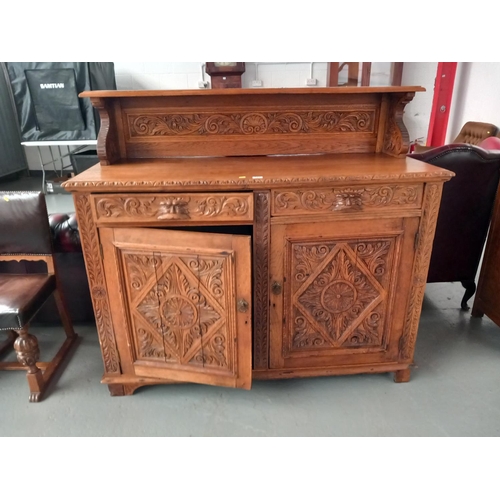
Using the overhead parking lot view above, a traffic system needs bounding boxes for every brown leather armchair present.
[409,144,500,310]
[413,121,499,153]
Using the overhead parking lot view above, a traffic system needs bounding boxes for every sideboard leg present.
[394,368,411,383]
[108,384,125,396]
[471,303,484,318]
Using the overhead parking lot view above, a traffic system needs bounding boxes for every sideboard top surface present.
[63,153,454,192]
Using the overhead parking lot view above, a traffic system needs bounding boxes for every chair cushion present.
[0,274,55,330]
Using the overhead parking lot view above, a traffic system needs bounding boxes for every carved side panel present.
[253,191,270,369]
[92,193,253,224]
[382,92,414,157]
[272,185,422,215]
[285,237,395,356]
[399,183,443,360]
[121,248,235,376]
[91,97,120,166]
[73,194,121,373]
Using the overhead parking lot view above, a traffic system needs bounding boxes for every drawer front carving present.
[91,193,253,224]
[271,185,422,216]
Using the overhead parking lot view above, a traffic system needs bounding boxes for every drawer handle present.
[272,281,282,295]
[156,198,191,220]
[237,299,249,313]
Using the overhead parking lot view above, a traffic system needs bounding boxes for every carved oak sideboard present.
[63,87,454,396]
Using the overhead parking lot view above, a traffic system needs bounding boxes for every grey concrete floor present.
[1,281,499,436]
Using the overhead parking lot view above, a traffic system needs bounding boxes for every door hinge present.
[414,231,419,250]
[99,243,104,259]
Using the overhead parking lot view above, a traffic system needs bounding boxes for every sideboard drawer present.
[271,184,423,217]
[91,192,254,225]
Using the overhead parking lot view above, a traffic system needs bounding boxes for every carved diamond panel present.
[288,239,394,353]
[121,250,233,374]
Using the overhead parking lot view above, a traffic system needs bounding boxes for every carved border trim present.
[74,194,121,374]
[253,191,270,369]
[63,171,454,192]
[399,183,443,360]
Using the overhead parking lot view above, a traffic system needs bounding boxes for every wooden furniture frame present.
[0,243,78,403]
[472,179,500,323]
[63,87,453,396]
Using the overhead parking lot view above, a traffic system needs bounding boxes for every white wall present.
[448,62,500,142]
[113,61,394,90]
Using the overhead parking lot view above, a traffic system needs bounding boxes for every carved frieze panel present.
[286,238,395,355]
[272,185,422,216]
[121,249,235,375]
[91,193,253,224]
[126,108,376,138]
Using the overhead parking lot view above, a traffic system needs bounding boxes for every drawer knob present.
[237,299,249,313]
[272,281,282,295]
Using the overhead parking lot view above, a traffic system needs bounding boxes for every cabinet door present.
[100,227,252,389]
[270,217,419,369]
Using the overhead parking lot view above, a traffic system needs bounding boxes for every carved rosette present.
[273,185,421,214]
[123,250,234,374]
[128,109,376,137]
[288,239,393,352]
[94,194,251,222]
[400,183,443,360]
[74,194,120,373]
[253,191,270,369]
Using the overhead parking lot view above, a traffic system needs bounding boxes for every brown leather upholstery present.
[409,144,500,309]
[412,121,499,153]
[0,274,55,329]
[454,121,499,145]
[0,192,53,255]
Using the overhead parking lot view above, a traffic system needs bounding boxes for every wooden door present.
[100,227,252,389]
[270,217,419,369]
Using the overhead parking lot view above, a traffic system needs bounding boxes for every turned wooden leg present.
[460,280,477,311]
[394,368,411,383]
[13,327,45,402]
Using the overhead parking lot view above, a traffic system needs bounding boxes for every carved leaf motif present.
[74,195,120,373]
[400,184,442,360]
[190,332,228,368]
[137,328,165,359]
[275,185,420,213]
[128,110,375,137]
[253,191,270,369]
[194,196,249,217]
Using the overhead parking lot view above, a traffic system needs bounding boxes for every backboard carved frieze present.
[127,109,376,138]
[273,185,421,215]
